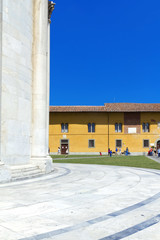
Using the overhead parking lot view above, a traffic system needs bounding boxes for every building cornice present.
[48,1,55,23]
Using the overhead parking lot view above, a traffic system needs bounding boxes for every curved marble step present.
[10,164,44,181]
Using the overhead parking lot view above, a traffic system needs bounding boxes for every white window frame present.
[88,123,95,133]
[116,139,122,148]
[142,123,149,132]
[88,139,95,148]
[61,123,68,133]
[143,139,149,148]
[115,123,122,133]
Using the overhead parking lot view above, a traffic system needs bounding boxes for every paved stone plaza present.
[0,163,160,240]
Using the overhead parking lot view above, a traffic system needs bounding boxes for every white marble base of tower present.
[0,163,11,183]
[0,0,54,183]
[30,156,53,174]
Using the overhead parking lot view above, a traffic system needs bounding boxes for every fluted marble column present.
[31,0,53,172]
[47,1,55,154]
[0,0,2,163]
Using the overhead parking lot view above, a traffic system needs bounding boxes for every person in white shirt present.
[158,148,160,158]
[58,147,60,155]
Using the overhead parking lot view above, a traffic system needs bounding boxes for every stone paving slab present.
[0,163,160,240]
[147,155,160,164]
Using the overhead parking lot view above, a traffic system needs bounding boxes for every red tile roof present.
[50,103,160,113]
[104,103,160,112]
[50,106,105,112]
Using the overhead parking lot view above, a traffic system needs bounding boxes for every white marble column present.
[31,0,53,172]
[0,0,2,163]
[46,21,50,155]
[0,0,11,182]
[47,1,55,154]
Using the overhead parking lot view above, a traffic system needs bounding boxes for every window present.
[115,123,122,132]
[88,123,95,133]
[116,139,122,148]
[61,123,68,133]
[143,139,149,148]
[88,139,95,148]
[142,123,149,132]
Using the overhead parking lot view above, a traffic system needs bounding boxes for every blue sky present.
[50,0,160,106]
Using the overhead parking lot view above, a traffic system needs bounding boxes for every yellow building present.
[49,103,160,155]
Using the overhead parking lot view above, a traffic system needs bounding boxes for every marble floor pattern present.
[0,163,160,240]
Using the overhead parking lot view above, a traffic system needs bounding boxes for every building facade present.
[49,103,160,155]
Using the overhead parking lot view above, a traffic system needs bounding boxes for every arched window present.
[142,123,149,132]
[61,123,68,133]
[118,123,122,132]
[61,123,64,133]
[64,123,68,133]
[142,123,145,132]
[115,123,118,132]
[92,123,95,132]
[115,123,122,132]
[88,123,95,133]
[88,123,91,132]
[146,123,149,132]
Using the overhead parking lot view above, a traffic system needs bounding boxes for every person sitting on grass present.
[148,148,153,156]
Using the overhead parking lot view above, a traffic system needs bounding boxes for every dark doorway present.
[157,141,160,151]
[61,139,69,154]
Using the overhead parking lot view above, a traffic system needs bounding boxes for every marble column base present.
[0,162,11,183]
[30,156,54,174]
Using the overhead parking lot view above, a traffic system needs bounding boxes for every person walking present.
[58,147,60,155]
[108,148,110,156]
[115,147,118,155]
[119,148,121,155]
[65,147,68,158]
[110,150,112,157]
[158,148,160,158]
[154,148,157,156]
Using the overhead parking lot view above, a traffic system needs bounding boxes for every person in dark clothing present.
[110,150,112,157]
[108,148,110,156]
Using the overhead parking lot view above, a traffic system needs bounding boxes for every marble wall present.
[0,0,2,163]
[1,0,33,165]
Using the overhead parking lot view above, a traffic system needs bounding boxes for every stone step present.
[12,172,44,181]
[10,164,37,171]
[11,167,39,173]
[10,164,44,181]
[12,169,42,177]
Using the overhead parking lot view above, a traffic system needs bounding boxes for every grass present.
[51,155,160,170]
[51,155,100,159]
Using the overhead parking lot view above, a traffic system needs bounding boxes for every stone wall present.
[1,0,33,165]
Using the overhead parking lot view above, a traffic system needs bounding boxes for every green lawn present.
[51,154,101,159]
[51,155,160,170]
